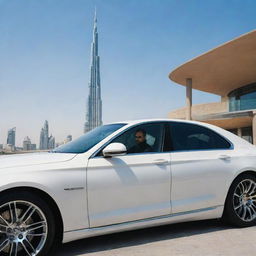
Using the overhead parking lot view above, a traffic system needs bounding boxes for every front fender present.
[0,155,89,232]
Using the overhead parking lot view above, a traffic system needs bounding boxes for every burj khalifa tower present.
[84,10,103,133]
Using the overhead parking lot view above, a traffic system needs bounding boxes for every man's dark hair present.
[135,128,146,136]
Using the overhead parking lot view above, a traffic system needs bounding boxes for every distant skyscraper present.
[84,10,103,133]
[48,135,55,149]
[7,127,16,147]
[39,120,55,150]
[43,120,49,149]
[39,128,44,150]
[23,137,36,151]
[23,136,31,151]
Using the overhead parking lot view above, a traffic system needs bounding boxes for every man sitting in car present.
[128,129,153,153]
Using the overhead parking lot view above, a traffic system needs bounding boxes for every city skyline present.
[0,120,72,151]
[1,1,256,147]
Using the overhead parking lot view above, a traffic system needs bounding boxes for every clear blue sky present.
[0,0,256,146]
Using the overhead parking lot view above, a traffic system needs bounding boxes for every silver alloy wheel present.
[233,179,256,222]
[0,200,48,256]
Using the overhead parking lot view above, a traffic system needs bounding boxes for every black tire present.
[0,191,57,256]
[223,174,256,227]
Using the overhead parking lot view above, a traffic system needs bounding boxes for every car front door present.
[87,122,171,228]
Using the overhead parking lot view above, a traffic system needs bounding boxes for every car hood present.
[0,152,77,169]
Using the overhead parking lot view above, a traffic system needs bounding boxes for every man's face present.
[135,131,146,144]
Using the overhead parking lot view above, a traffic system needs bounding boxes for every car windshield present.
[52,123,126,154]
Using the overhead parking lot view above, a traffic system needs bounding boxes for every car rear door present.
[167,121,236,214]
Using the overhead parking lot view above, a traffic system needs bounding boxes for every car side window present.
[102,123,165,155]
[168,122,231,151]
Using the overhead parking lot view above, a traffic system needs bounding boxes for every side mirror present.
[102,143,127,158]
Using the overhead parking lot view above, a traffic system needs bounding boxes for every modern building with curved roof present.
[168,30,256,144]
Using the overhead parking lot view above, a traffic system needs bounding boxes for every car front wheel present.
[224,174,256,227]
[0,191,56,256]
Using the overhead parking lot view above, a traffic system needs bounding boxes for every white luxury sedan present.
[0,119,256,255]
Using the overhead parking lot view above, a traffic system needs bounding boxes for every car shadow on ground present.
[52,219,234,256]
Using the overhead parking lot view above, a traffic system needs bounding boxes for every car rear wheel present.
[224,174,256,227]
[0,191,56,256]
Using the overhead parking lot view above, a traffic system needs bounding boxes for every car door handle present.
[218,155,231,160]
[153,159,169,165]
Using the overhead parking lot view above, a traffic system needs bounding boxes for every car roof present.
[109,118,216,127]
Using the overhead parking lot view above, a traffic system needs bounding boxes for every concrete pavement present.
[53,219,256,256]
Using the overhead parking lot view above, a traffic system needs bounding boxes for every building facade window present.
[229,83,256,111]
[241,127,253,144]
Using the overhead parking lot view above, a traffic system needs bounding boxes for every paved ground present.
[53,219,256,256]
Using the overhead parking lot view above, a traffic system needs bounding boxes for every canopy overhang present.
[169,30,256,96]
